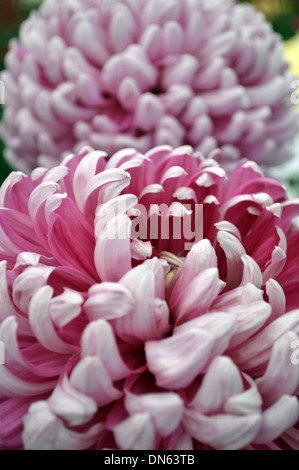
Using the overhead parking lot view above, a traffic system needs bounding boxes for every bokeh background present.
[0,0,299,184]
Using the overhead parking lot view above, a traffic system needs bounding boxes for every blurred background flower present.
[0,0,42,181]
[0,0,299,184]
[271,30,299,199]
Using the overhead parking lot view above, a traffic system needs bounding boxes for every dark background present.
[0,0,299,183]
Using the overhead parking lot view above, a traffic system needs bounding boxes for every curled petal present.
[173,432,194,450]
[143,257,170,295]
[241,255,262,289]
[230,309,299,371]
[73,150,107,212]
[146,328,215,389]
[256,332,299,406]
[266,279,286,320]
[253,396,299,445]
[81,320,130,381]
[114,265,170,344]
[50,289,84,328]
[175,312,236,359]
[13,266,54,313]
[70,356,123,407]
[0,261,19,322]
[217,231,246,290]
[190,357,244,415]
[170,239,217,302]
[224,375,263,416]
[28,182,57,221]
[48,377,97,426]
[131,239,153,261]
[29,286,74,354]
[23,401,103,450]
[262,246,287,285]
[84,283,134,321]
[183,409,261,450]
[0,316,27,369]
[94,214,132,282]
[125,391,184,437]
[114,413,155,450]
[225,295,271,350]
[0,365,54,397]
[173,268,225,324]
[94,194,138,239]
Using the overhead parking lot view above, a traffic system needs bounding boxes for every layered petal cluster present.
[0,0,297,171]
[1,145,299,450]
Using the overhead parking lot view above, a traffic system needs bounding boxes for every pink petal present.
[0,316,27,370]
[81,319,131,381]
[125,391,184,437]
[84,283,134,321]
[173,432,194,450]
[217,230,246,290]
[253,396,299,445]
[173,268,224,324]
[113,265,170,344]
[266,278,286,320]
[0,209,47,255]
[190,357,243,415]
[143,257,170,299]
[23,401,102,450]
[0,261,19,321]
[241,254,262,288]
[48,377,97,426]
[13,266,54,313]
[50,288,84,328]
[230,309,299,371]
[146,328,215,389]
[48,198,98,280]
[114,413,155,450]
[28,182,58,221]
[94,194,138,239]
[131,239,153,261]
[183,409,261,450]
[262,246,287,284]
[0,365,53,397]
[70,356,123,407]
[94,214,132,282]
[224,375,263,415]
[73,150,107,212]
[256,332,299,406]
[225,295,271,350]
[175,312,236,359]
[29,286,74,354]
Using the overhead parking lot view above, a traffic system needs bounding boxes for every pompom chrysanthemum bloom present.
[0,0,298,172]
[1,145,299,450]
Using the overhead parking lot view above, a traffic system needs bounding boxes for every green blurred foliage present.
[0,0,298,183]
[238,0,299,39]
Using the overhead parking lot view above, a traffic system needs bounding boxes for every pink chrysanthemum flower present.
[1,145,299,450]
[0,0,298,172]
